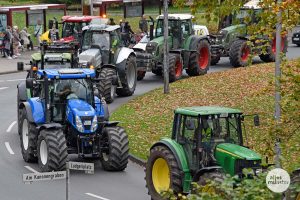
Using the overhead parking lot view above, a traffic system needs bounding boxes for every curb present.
[129,153,146,167]
[0,70,20,75]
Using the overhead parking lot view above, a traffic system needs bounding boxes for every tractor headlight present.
[75,116,84,132]
[91,116,98,132]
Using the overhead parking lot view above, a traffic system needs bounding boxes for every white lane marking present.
[5,142,15,155]
[6,121,17,133]
[24,166,39,174]
[85,193,110,200]
[0,87,8,90]
[6,79,25,82]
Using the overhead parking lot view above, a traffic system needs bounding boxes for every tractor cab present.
[80,24,122,67]
[155,14,194,49]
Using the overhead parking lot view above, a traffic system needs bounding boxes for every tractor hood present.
[79,48,102,68]
[66,99,97,133]
[216,143,261,160]
[221,24,246,34]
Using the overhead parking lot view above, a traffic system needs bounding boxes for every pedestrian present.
[19,27,30,51]
[139,14,148,33]
[120,21,135,46]
[107,18,116,25]
[48,25,59,42]
[12,26,21,57]
[3,26,12,59]
[34,19,43,46]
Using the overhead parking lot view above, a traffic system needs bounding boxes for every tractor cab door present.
[169,20,182,49]
[110,31,120,63]
[178,115,199,171]
[181,20,192,47]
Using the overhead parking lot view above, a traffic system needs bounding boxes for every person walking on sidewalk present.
[12,26,21,57]
[19,27,30,51]
[3,26,12,59]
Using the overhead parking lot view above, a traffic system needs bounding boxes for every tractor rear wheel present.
[259,36,287,62]
[137,70,146,81]
[100,126,129,171]
[286,170,300,200]
[116,55,137,97]
[97,67,117,104]
[169,54,183,83]
[19,108,38,163]
[37,128,68,172]
[229,39,251,67]
[145,145,183,200]
[187,39,210,76]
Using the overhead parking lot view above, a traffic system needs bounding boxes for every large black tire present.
[297,44,300,47]
[97,67,116,104]
[229,39,251,67]
[145,145,183,200]
[37,129,68,172]
[211,55,221,65]
[152,69,162,76]
[137,70,146,81]
[101,98,109,121]
[186,39,210,76]
[100,126,129,171]
[259,36,288,62]
[286,170,300,200]
[169,54,183,83]
[19,108,38,163]
[116,55,137,97]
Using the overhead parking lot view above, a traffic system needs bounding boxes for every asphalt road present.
[0,45,299,200]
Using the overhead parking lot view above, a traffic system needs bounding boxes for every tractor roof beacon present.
[133,14,212,82]
[79,24,137,104]
[17,68,129,172]
[145,106,265,199]
[211,0,287,67]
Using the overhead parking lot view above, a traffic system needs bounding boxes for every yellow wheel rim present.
[152,158,170,193]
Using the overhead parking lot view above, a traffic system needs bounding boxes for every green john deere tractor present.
[145,106,264,199]
[211,0,287,67]
[133,14,211,82]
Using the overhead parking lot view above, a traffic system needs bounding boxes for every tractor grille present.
[80,116,93,131]
[234,159,261,174]
[146,42,157,54]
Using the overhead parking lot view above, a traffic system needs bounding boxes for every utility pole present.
[163,0,169,94]
[274,0,282,168]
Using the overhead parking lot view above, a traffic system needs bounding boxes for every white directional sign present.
[68,161,94,174]
[23,171,66,183]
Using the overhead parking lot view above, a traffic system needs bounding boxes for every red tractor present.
[59,16,107,43]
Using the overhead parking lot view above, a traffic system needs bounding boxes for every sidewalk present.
[0,49,34,75]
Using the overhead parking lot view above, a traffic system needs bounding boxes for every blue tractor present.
[17,68,129,172]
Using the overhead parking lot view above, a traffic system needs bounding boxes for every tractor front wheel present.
[37,128,68,172]
[19,108,38,163]
[116,55,137,97]
[97,67,117,104]
[100,126,129,171]
[187,39,210,76]
[169,54,183,83]
[145,145,183,200]
[259,36,287,62]
[229,39,251,67]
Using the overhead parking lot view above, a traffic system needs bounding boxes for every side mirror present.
[254,115,260,126]
[26,78,34,89]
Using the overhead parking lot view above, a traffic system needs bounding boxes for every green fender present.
[151,138,192,193]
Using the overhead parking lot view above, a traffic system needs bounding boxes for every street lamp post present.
[163,0,169,94]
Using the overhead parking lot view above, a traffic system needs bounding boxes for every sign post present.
[163,0,169,94]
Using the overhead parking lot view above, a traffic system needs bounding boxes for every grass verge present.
[111,59,300,171]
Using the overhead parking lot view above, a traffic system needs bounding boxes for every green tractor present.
[145,106,264,199]
[211,0,287,67]
[133,14,211,82]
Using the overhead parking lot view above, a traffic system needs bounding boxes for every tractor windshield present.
[156,19,181,37]
[51,79,94,121]
[236,9,261,24]
[82,31,110,51]
[201,116,242,145]
[62,22,88,38]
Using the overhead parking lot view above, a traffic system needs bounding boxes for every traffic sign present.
[68,161,94,174]
[23,171,66,183]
